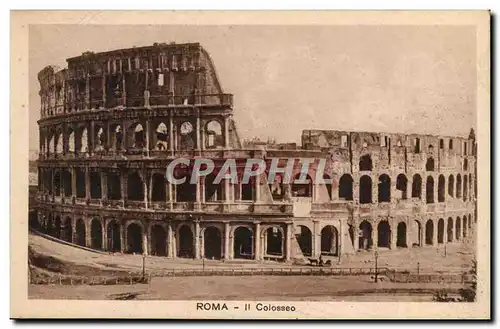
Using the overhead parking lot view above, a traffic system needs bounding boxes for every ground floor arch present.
[265,226,284,257]
[204,226,222,259]
[396,222,407,247]
[91,219,103,250]
[377,221,391,248]
[150,224,167,256]
[75,219,86,247]
[425,220,434,245]
[358,220,373,250]
[437,218,445,244]
[412,220,422,247]
[447,217,454,243]
[178,225,194,258]
[126,222,143,254]
[321,225,339,256]
[107,220,121,252]
[455,217,461,240]
[62,217,73,243]
[233,226,254,259]
[295,225,312,257]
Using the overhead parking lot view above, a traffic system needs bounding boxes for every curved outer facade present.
[35,42,477,262]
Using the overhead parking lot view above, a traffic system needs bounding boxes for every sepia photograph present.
[11,10,490,319]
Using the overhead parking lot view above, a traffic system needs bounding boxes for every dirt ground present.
[28,275,464,301]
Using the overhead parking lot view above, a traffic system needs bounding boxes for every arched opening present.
[61,169,72,197]
[448,175,455,198]
[468,214,472,230]
[53,171,61,196]
[75,219,86,247]
[413,220,422,247]
[240,178,254,201]
[359,154,373,171]
[426,176,434,204]
[204,227,222,259]
[205,173,223,202]
[269,173,284,200]
[95,127,105,150]
[437,218,444,244]
[107,172,121,200]
[56,132,63,154]
[291,173,312,197]
[68,130,75,153]
[447,218,454,242]
[265,227,283,257]
[378,174,391,202]
[396,174,408,199]
[112,125,123,151]
[91,219,103,250]
[323,174,333,200]
[90,171,101,199]
[150,225,167,256]
[463,175,468,201]
[126,223,143,254]
[62,217,72,243]
[233,226,253,259]
[295,225,312,257]
[426,157,435,171]
[132,123,145,149]
[358,220,372,250]
[425,220,434,245]
[456,174,462,198]
[464,158,468,171]
[127,172,144,201]
[412,174,422,199]
[179,121,195,150]
[339,174,353,200]
[396,222,407,247]
[377,221,391,248]
[359,175,372,204]
[54,216,61,239]
[438,175,445,202]
[151,173,166,202]
[79,128,88,153]
[155,122,168,150]
[205,120,224,149]
[463,216,468,238]
[48,135,54,155]
[178,225,194,258]
[455,217,461,240]
[107,220,121,252]
[175,169,196,202]
[320,225,338,256]
[75,168,86,198]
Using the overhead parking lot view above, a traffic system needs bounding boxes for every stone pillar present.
[145,120,150,156]
[390,222,397,249]
[122,73,127,106]
[85,76,90,109]
[168,115,174,153]
[143,172,148,209]
[85,218,92,248]
[313,221,321,258]
[255,176,261,202]
[371,174,378,204]
[421,176,426,202]
[102,219,108,251]
[101,75,106,108]
[224,116,230,148]
[372,221,378,249]
[85,167,91,202]
[285,223,292,261]
[100,171,108,202]
[120,170,127,207]
[194,222,201,259]
[142,229,148,256]
[167,223,174,258]
[195,177,201,204]
[224,222,231,260]
[353,181,360,203]
[71,167,77,199]
[196,114,201,151]
[120,222,126,253]
[254,222,261,260]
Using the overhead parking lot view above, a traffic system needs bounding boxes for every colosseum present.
[34,42,477,262]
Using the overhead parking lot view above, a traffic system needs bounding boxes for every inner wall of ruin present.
[34,42,477,262]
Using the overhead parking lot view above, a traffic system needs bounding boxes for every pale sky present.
[29,24,477,151]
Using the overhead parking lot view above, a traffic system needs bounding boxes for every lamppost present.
[374,250,379,283]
